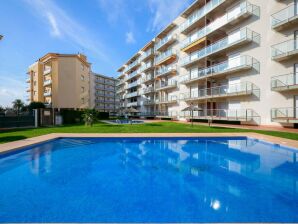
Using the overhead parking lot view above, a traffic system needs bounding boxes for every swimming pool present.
[0,137,297,222]
[104,120,145,124]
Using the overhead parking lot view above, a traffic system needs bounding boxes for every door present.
[229,101,241,118]
[295,64,298,85]
[228,29,241,44]
[295,30,298,50]
[228,77,240,93]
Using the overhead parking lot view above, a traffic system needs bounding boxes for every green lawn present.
[0,122,297,144]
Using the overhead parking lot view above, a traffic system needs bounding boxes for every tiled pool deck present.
[1,133,298,155]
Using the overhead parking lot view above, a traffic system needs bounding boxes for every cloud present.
[0,76,27,107]
[125,32,136,44]
[23,0,110,62]
[147,0,194,32]
[97,0,125,24]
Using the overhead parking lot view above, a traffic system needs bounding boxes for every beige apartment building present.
[90,73,118,114]
[117,0,298,127]
[27,53,91,109]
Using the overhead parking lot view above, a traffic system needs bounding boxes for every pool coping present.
[1,132,298,155]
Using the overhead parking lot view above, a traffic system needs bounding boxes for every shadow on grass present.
[143,123,163,127]
[0,136,27,144]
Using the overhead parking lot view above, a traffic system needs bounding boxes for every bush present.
[96,112,109,120]
[28,102,45,110]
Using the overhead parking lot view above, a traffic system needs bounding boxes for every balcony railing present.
[144,99,155,105]
[127,102,139,107]
[156,80,178,90]
[271,73,298,91]
[155,33,178,51]
[142,75,154,83]
[125,91,139,98]
[271,3,298,29]
[156,96,178,104]
[181,109,257,122]
[155,49,177,65]
[271,107,298,123]
[143,86,155,94]
[183,82,254,101]
[181,55,254,84]
[271,39,298,61]
[140,49,154,61]
[44,91,52,97]
[180,0,226,33]
[156,65,177,78]
[43,67,51,75]
[43,79,52,86]
[127,70,140,80]
[127,80,141,89]
[181,28,259,67]
[155,111,178,117]
[26,78,31,83]
[181,1,256,50]
[139,62,153,73]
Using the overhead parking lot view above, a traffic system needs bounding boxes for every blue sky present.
[0,0,194,107]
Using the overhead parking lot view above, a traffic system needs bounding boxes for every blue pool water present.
[0,137,298,223]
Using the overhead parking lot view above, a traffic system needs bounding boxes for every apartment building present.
[90,72,118,114]
[27,53,91,109]
[117,0,298,127]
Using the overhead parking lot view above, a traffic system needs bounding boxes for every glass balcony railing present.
[156,80,178,90]
[156,96,178,104]
[182,55,254,83]
[155,49,177,65]
[181,1,255,49]
[180,0,226,33]
[43,79,52,86]
[140,49,154,61]
[271,73,298,90]
[181,28,258,67]
[142,75,154,83]
[127,102,139,107]
[155,33,178,51]
[271,107,298,122]
[156,65,177,77]
[144,99,155,105]
[43,67,51,75]
[127,80,141,89]
[139,62,153,73]
[155,111,178,117]
[44,91,52,97]
[271,39,298,59]
[183,81,254,100]
[271,3,298,28]
[180,109,257,122]
[125,91,139,98]
[127,70,140,80]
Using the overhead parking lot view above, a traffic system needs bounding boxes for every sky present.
[0,0,195,107]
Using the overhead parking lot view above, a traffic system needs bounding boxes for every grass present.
[0,121,297,144]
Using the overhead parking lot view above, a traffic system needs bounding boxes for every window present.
[81,98,85,104]
[33,91,36,96]
[81,75,84,81]
[33,81,37,86]
[81,64,84,71]
[81,87,85,93]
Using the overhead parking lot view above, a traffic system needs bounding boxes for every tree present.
[82,109,97,127]
[28,102,45,110]
[0,106,5,113]
[12,99,25,116]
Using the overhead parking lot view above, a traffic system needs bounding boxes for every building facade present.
[27,53,91,109]
[90,73,118,113]
[117,0,298,127]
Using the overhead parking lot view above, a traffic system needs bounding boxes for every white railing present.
[43,67,51,75]
[181,1,255,49]
[181,28,258,67]
[182,82,254,100]
[155,33,178,51]
[156,65,177,77]
[140,48,154,61]
[156,80,178,90]
[180,0,226,32]
[127,80,141,89]
[182,55,253,83]
[44,91,52,97]
[271,39,298,59]
[271,73,298,89]
[157,95,178,104]
[271,3,298,28]
[43,79,52,86]
[127,102,139,107]
[126,91,139,98]
[155,49,177,64]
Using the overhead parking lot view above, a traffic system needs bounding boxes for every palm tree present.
[12,99,25,116]
[82,109,97,126]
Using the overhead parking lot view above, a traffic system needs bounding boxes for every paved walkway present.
[174,121,298,133]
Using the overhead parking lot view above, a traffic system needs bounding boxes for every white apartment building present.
[90,73,118,114]
[117,0,298,127]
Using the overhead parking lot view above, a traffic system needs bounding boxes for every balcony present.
[155,33,178,51]
[181,55,254,84]
[126,59,141,73]
[142,75,154,83]
[143,86,155,94]
[271,4,298,31]
[26,87,31,92]
[181,109,257,122]
[271,39,298,61]
[44,91,52,97]
[43,67,51,75]
[139,62,154,73]
[156,111,178,117]
[181,28,259,67]
[180,0,226,34]
[126,80,141,89]
[26,78,31,83]
[156,65,177,78]
[271,107,298,123]
[127,70,141,80]
[183,82,255,101]
[127,102,139,107]
[125,91,139,98]
[140,49,155,61]
[271,73,298,91]
[156,80,178,91]
[156,96,178,105]
[116,78,126,86]
[181,1,256,52]
[43,79,52,86]
[155,49,177,66]
[144,99,155,105]
[116,88,125,94]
